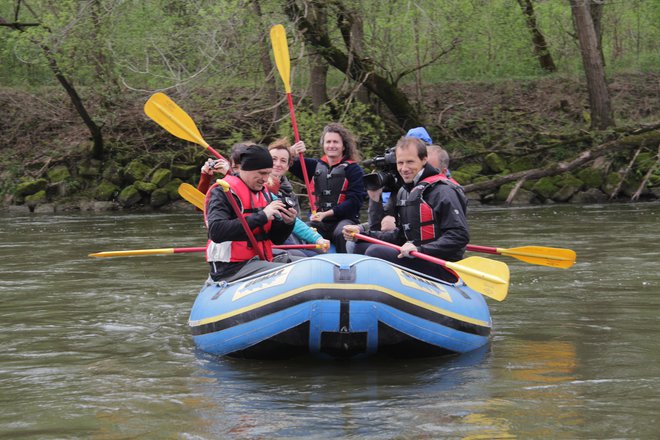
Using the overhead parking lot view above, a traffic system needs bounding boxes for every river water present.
[1,203,658,439]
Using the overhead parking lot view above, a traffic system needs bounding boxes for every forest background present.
[0,0,658,212]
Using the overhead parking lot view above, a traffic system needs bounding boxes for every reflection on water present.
[1,203,659,438]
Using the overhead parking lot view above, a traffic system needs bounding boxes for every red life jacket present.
[314,156,354,212]
[204,175,274,262]
[396,174,467,245]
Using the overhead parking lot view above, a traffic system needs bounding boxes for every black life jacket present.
[396,174,467,245]
[313,159,353,213]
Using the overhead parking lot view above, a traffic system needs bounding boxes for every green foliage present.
[277,101,389,160]
[2,0,657,90]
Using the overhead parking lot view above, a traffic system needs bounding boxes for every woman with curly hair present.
[289,123,366,253]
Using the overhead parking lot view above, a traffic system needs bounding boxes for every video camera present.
[362,147,400,193]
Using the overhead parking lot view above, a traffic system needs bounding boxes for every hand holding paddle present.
[349,231,510,301]
[270,24,316,214]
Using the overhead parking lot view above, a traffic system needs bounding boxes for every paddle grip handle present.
[466,244,498,255]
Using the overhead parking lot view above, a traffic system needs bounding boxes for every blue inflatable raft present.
[188,253,492,359]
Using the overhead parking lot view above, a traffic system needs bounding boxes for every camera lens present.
[283,196,295,208]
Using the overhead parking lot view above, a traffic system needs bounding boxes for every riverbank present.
[1,72,658,213]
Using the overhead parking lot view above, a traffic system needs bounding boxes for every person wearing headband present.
[203,144,297,282]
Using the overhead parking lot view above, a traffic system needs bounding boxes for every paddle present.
[270,24,316,214]
[178,183,205,210]
[179,182,569,270]
[89,247,206,258]
[88,244,321,258]
[144,92,226,161]
[467,244,576,269]
[353,233,509,301]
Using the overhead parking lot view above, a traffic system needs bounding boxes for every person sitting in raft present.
[204,144,297,282]
[366,127,435,234]
[342,136,469,283]
[289,122,366,253]
[267,139,330,256]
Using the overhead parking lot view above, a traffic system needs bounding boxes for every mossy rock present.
[522,180,535,191]
[531,177,559,200]
[450,171,471,185]
[164,178,184,201]
[15,178,48,197]
[621,176,643,198]
[94,181,119,201]
[102,161,123,186]
[636,152,655,173]
[495,182,516,202]
[134,181,157,194]
[25,190,47,206]
[150,188,170,208]
[484,152,506,173]
[602,172,621,195]
[576,167,605,188]
[471,176,490,184]
[46,181,74,199]
[648,173,660,188]
[78,160,102,178]
[570,188,608,204]
[171,164,197,180]
[551,174,584,202]
[118,185,142,207]
[509,188,537,205]
[47,165,71,183]
[495,183,536,204]
[509,157,535,173]
[553,173,584,189]
[123,160,151,183]
[151,168,172,187]
[456,163,483,177]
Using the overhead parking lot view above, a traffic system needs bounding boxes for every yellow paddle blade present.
[447,256,510,302]
[89,248,175,258]
[499,246,576,269]
[178,183,205,210]
[270,24,292,93]
[144,92,209,148]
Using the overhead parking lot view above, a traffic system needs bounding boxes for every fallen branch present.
[631,144,660,201]
[609,147,641,200]
[505,177,528,205]
[464,129,660,194]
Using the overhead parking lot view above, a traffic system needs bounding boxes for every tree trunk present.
[517,0,557,73]
[310,52,329,110]
[337,6,369,105]
[285,1,422,129]
[251,0,280,123]
[307,3,329,109]
[589,0,605,66]
[569,0,615,130]
[0,15,104,159]
[43,43,105,159]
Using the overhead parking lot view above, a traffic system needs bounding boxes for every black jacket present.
[367,164,469,262]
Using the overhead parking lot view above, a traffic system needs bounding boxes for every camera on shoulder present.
[362,147,400,193]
